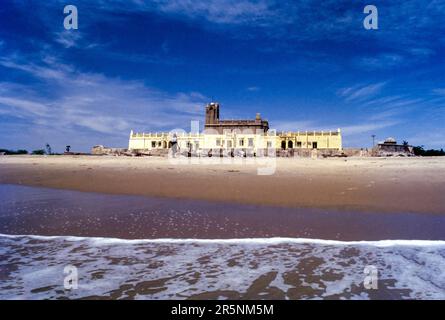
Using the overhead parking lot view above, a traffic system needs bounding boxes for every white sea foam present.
[2,233,445,247]
[1,233,444,300]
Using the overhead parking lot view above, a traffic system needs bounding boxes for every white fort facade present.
[128,102,342,156]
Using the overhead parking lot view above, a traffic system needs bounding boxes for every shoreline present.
[3,232,445,245]
[1,155,444,214]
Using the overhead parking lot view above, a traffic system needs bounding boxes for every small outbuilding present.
[373,137,414,156]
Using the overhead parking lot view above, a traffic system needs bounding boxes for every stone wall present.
[91,145,381,158]
[91,145,128,156]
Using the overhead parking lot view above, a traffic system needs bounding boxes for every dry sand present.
[0,155,444,214]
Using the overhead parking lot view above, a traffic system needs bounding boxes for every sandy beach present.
[2,157,445,300]
[0,155,444,214]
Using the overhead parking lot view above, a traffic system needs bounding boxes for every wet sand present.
[1,184,445,241]
[0,155,444,214]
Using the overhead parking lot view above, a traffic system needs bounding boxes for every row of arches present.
[156,140,316,150]
[281,140,318,150]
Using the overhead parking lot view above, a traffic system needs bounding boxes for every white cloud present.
[0,54,208,151]
[340,121,399,136]
[155,0,274,25]
[0,97,50,117]
[338,82,386,102]
[358,54,404,69]
[0,57,73,81]
[54,31,82,48]
[96,0,358,41]
[433,88,445,95]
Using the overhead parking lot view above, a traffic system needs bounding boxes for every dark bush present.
[413,146,445,156]
[0,149,28,155]
[31,149,46,155]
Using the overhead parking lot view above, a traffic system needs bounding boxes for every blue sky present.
[0,0,444,152]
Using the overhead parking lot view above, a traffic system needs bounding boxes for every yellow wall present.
[129,130,342,151]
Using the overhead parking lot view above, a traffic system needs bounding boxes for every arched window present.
[288,141,293,149]
[281,140,286,150]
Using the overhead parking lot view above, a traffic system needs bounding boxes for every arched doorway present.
[281,140,286,150]
[288,140,293,149]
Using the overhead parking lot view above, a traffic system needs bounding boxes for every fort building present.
[128,102,342,156]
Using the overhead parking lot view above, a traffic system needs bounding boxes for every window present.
[313,142,318,149]
[158,141,162,147]
[248,138,254,147]
[151,141,156,148]
[297,141,302,148]
[239,139,244,147]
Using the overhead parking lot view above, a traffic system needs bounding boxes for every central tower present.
[205,102,220,125]
[203,102,269,134]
